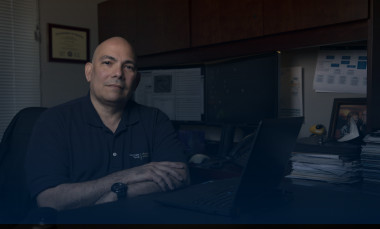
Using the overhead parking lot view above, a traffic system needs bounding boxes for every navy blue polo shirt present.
[25,94,186,199]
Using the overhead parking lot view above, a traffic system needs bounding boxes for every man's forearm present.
[127,181,162,198]
[94,181,161,205]
[36,161,189,211]
[36,167,132,210]
[37,177,115,211]
[38,180,164,210]
[37,181,107,211]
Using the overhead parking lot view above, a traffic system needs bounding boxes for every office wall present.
[39,0,105,107]
[281,47,365,138]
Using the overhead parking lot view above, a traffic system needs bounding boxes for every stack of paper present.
[286,151,362,184]
[361,131,380,185]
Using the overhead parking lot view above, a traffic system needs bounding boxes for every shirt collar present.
[83,93,139,130]
[119,100,140,128]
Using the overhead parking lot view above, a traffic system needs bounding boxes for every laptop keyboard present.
[155,178,241,216]
[191,183,236,209]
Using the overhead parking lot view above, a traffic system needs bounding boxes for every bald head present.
[92,37,136,64]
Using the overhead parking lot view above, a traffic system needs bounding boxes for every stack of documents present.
[361,131,380,186]
[286,152,362,184]
[286,137,362,184]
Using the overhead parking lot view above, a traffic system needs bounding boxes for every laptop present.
[155,117,303,217]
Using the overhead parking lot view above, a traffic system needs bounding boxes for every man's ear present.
[84,62,93,82]
[132,72,141,91]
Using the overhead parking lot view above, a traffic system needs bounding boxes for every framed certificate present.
[48,24,90,63]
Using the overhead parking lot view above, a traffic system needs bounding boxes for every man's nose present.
[113,66,123,78]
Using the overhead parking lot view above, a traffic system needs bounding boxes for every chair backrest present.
[0,107,47,223]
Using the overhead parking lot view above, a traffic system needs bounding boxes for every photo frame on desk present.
[48,24,90,63]
[328,98,367,142]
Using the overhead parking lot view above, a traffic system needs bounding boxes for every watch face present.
[111,183,126,193]
[111,182,127,199]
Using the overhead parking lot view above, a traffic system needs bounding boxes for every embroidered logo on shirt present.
[129,152,150,160]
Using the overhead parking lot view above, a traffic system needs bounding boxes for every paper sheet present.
[337,117,360,142]
[279,67,303,117]
[313,50,367,94]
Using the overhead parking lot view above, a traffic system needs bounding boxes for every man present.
[25,37,189,212]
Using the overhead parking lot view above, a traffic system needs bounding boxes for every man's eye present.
[102,61,111,65]
[124,65,136,71]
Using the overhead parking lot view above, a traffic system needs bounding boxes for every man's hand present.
[119,161,189,191]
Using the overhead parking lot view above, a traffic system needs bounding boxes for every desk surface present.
[55,179,380,224]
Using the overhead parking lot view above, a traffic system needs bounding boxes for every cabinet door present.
[135,0,190,56]
[98,0,137,46]
[98,0,190,56]
[191,0,263,47]
[263,0,369,35]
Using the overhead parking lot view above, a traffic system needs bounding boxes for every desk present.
[55,179,380,224]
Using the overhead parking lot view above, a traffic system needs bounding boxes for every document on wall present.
[313,49,367,94]
[134,67,204,121]
[279,66,303,118]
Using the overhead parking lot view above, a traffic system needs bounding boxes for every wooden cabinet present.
[135,0,190,56]
[263,0,369,35]
[98,0,137,46]
[99,0,369,53]
[190,0,368,47]
[98,0,370,75]
[98,0,190,56]
[191,0,263,47]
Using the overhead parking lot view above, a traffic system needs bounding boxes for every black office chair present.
[0,107,47,224]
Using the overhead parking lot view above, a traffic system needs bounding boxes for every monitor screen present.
[205,52,279,126]
[135,65,204,122]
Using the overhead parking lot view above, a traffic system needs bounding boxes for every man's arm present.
[37,161,189,211]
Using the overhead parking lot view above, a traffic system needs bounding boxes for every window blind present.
[0,0,40,140]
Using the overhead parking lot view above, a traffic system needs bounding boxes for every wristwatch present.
[111,182,127,200]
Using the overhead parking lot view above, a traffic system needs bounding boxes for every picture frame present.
[328,98,367,141]
[48,23,90,63]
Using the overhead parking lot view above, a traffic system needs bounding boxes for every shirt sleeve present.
[25,109,71,199]
[148,108,187,164]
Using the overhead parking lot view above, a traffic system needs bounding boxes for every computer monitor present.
[205,52,279,126]
[135,65,204,122]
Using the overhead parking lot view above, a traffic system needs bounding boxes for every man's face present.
[85,38,138,107]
